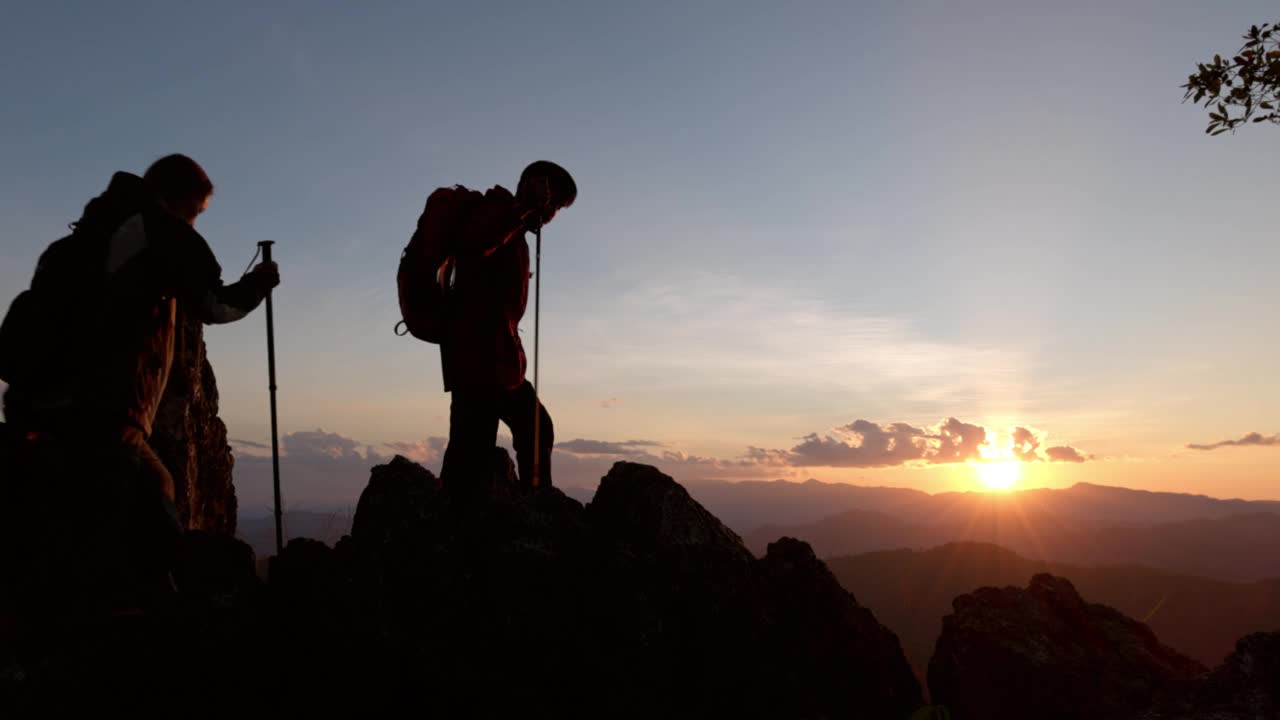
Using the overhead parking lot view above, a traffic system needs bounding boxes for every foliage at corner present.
[1183,21,1280,135]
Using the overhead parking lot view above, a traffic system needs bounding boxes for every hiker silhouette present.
[397,161,576,492]
[0,154,279,614]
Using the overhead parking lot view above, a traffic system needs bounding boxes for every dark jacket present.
[439,185,531,392]
[4,172,271,437]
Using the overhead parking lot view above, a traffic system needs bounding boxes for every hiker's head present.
[144,154,214,226]
[517,161,576,225]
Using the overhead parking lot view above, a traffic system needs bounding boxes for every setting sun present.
[975,461,1022,491]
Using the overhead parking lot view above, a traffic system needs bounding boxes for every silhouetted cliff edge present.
[2,452,923,719]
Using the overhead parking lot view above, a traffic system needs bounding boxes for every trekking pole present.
[259,240,284,556]
[531,226,542,489]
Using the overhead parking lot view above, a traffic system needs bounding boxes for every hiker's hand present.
[516,177,564,229]
[518,204,551,231]
[249,261,280,291]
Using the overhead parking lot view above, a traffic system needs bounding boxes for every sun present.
[974,461,1022,491]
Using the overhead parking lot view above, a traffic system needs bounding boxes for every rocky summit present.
[928,573,1207,720]
[1139,631,1280,720]
[2,453,922,719]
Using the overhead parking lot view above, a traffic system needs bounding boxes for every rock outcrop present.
[151,315,236,533]
[300,455,924,718]
[1141,631,1280,720]
[3,453,923,718]
[929,573,1206,720]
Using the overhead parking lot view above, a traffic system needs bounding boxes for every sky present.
[2,1,1278,513]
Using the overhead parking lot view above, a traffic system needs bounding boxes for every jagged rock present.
[1141,631,1280,720]
[585,461,752,561]
[2,453,923,718]
[349,455,441,545]
[929,573,1206,720]
[755,537,923,718]
[1,529,271,716]
[330,455,922,718]
[151,314,236,533]
[174,530,260,605]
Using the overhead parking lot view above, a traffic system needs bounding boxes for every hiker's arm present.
[170,231,277,325]
[457,188,532,258]
[194,268,277,325]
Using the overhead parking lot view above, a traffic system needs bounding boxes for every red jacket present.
[439,185,531,392]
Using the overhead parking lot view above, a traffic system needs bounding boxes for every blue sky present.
[3,1,1278,509]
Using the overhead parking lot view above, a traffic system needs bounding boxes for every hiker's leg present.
[120,428,182,596]
[128,431,176,504]
[441,389,500,490]
[499,381,554,489]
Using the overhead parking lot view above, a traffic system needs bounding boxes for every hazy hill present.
[744,487,1280,581]
[827,542,1280,681]
[699,479,1280,539]
[243,480,1280,581]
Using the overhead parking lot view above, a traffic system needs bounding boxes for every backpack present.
[395,186,473,343]
[0,229,110,391]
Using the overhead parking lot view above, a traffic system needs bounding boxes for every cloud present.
[240,419,1091,512]
[554,419,1091,480]
[230,437,272,451]
[556,438,662,456]
[1187,432,1280,451]
[284,429,384,463]
[558,271,1028,410]
[548,439,800,490]
[234,429,391,512]
[1011,426,1042,462]
[786,417,988,468]
[599,397,622,409]
[383,436,448,465]
[1010,426,1088,463]
[1044,446,1087,463]
[742,447,795,467]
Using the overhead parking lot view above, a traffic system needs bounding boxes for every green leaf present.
[1211,127,1229,135]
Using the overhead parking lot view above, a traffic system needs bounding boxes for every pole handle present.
[258,240,275,264]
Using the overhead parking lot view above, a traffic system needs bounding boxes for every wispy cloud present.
[1187,432,1280,451]
[557,271,1027,408]
[556,438,662,456]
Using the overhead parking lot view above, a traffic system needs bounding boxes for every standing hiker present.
[399,161,575,492]
[0,153,279,609]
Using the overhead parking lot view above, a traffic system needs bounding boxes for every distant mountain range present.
[233,471,1280,708]
[825,541,1280,682]
[737,481,1280,581]
[245,479,1280,582]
